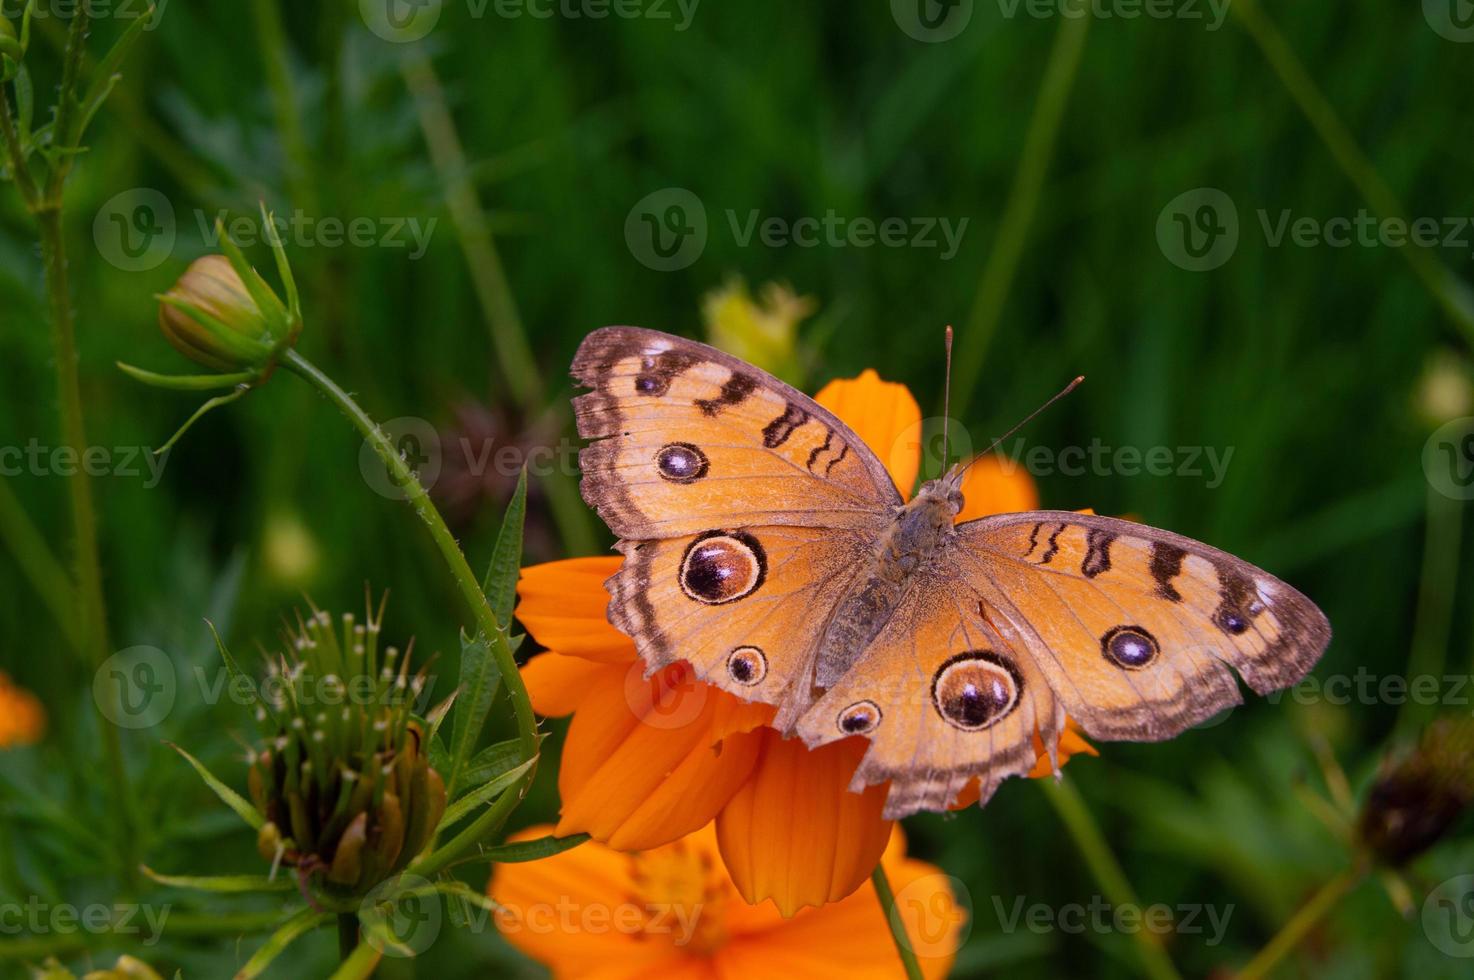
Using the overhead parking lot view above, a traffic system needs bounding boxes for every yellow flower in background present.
[0,671,44,749]
[702,278,815,384]
[490,822,961,979]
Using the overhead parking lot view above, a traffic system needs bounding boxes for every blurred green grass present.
[2,1,1472,977]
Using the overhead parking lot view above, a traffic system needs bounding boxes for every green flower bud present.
[158,254,298,377]
[244,601,445,895]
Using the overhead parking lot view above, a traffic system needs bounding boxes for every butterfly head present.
[917,469,966,524]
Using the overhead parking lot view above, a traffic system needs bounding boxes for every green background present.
[2,1,1472,976]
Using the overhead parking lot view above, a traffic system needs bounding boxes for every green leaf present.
[15,64,33,139]
[440,757,535,829]
[142,866,293,894]
[72,4,158,147]
[444,629,502,798]
[205,618,268,719]
[482,468,528,628]
[168,742,263,831]
[458,737,536,794]
[236,906,329,979]
[117,362,260,391]
[477,833,589,865]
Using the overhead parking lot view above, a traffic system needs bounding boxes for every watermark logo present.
[993,0,1231,31]
[890,418,975,485]
[0,898,171,947]
[361,875,442,957]
[1156,187,1239,272]
[625,187,708,271]
[93,646,176,730]
[623,661,708,731]
[361,417,443,500]
[1423,417,1474,501]
[1425,0,1474,43]
[25,0,167,27]
[891,0,975,42]
[992,895,1235,944]
[1423,875,1474,958]
[891,874,971,957]
[94,188,177,273]
[361,0,443,42]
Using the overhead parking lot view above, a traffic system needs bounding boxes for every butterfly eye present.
[655,442,709,484]
[932,652,1020,731]
[726,646,767,686]
[1101,625,1160,670]
[679,531,767,605]
[837,700,882,735]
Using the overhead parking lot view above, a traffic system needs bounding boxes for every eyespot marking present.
[655,442,709,483]
[932,652,1021,731]
[1101,625,1159,670]
[837,700,882,735]
[726,646,767,686]
[679,531,767,605]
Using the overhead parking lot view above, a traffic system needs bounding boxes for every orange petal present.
[489,824,712,979]
[719,826,959,979]
[1029,717,1099,779]
[556,663,765,851]
[522,652,624,718]
[516,558,634,664]
[715,730,892,917]
[955,454,1040,523]
[814,370,922,500]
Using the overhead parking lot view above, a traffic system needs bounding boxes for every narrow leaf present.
[235,907,328,980]
[478,833,589,865]
[327,941,382,980]
[73,4,157,145]
[169,742,263,830]
[481,468,528,627]
[142,866,292,893]
[457,737,536,794]
[445,629,502,798]
[440,757,535,829]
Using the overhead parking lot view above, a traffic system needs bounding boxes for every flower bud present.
[1358,718,1474,865]
[244,601,445,895]
[158,255,298,377]
[702,278,813,384]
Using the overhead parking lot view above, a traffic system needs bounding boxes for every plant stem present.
[249,0,315,212]
[0,478,81,649]
[951,11,1091,416]
[399,51,598,557]
[281,348,539,764]
[1041,778,1182,980]
[337,911,357,961]
[1235,867,1363,980]
[1231,0,1474,345]
[1398,485,1463,738]
[0,82,40,207]
[871,862,924,980]
[45,7,90,200]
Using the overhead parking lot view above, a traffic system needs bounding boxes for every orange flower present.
[517,370,1095,915]
[0,671,45,749]
[490,822,962,979]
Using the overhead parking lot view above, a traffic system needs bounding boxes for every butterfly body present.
[572,326,1332,818]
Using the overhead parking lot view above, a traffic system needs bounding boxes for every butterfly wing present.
[796,511,1331,818]
[572,327,898,711]
[573,326,903,539]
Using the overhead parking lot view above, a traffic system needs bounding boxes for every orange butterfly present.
[572,327,1331,818]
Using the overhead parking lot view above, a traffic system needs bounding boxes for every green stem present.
[1235,868,1363,980]
[1397,485,1463,738]
[399,51,597,556]
[1041,778,1182,980]
[281,348,539,764]
[951,10,1091,416]
[0,477,81,649]
[871,862,924,980]
[0,77,40,207]
[249,0,316,213]
[36,195,138,887]
[337,911,358,961]
[1231,0,1474,346]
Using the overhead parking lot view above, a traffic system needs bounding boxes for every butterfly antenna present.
[941,326,954,470]
[949,375,1085,483]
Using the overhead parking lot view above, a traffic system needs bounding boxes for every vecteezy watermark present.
[624,187,969,271]
[1266,670,1474,710]
[361,875,443,957]
[93,646,176,730]
[358,418,584,500]
[23,0,167,27]
[994,0,1231,31]
[991,896,1235,945]
[493,897,705,944]
[358,0,698,43]
[1424,417,1474,501]
[1424,0,1474,43]
[1158,187,1474,272]
[890,874,972,957]
[93,189,438,273]
[0,440,169,487]
[891,0,975,42]
[0,898,171,947]
[1423,875,1474,958]
[992,438,1235,488]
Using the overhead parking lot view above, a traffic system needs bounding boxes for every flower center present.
[627,837,732,956]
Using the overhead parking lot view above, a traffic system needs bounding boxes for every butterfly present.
[571,326,1332,819]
